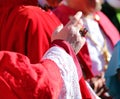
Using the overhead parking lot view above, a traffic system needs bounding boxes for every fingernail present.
[74,11,82,19]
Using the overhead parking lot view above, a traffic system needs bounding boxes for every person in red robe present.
[0,11,99,99]
[53,0,120,98]
[0,0,61,64]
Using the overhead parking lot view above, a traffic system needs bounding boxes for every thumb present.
[51,24,63,42]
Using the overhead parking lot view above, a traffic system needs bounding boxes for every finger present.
[93,82,98,93]
[53,24,63,34]
[74,11,83,21]
[51,24,63,42]
[69,12,87,37]
[97,87,104,96]
[66,11,83,26]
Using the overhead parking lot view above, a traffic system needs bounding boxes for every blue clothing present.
[105,40,120,99]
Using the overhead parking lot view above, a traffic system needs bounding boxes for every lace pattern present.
[42,46,82,99]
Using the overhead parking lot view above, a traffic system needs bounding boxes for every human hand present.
[89,72,110,97]
[90,76,105,95]
[51,11,86,54]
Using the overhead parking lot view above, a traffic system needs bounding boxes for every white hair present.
[106,0,120,9]
[38,0,49,7]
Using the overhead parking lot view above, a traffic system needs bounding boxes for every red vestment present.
[0,40,68,99]
[0,0,61,63]
[0,1,102,98]
[0,40,99,99]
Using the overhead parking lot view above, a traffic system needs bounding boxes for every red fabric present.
[0,0,38,7]
[94,11,120,46]
[53,5,76,25]
[53,5,120,80]
[0,51,62,99]
[51,40,92,99]
[53,5,94,79]
[0,40,92,99]
[0,0,61,64]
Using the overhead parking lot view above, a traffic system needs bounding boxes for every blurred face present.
[79,0,96,15]
[67,0,103,15]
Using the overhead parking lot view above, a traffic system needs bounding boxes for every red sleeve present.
[51,40,92,98]
[0,51,62,99]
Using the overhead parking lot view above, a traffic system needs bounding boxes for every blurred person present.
[0,0,61,64]
[53,0,120,98]
[0,12,100,99]
[0,0,100,98]
[102,0,120,32]
[105,40,120,99]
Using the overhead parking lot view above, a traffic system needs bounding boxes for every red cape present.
[0,51,62,99]
[0,0,61,63]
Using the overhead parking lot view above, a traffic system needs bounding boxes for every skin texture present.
[66,0,96,16]
[52,11,86,54]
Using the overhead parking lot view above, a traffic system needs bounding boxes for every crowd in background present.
[0,0,120,99]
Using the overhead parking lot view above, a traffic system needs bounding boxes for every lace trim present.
[42,46,82,99]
